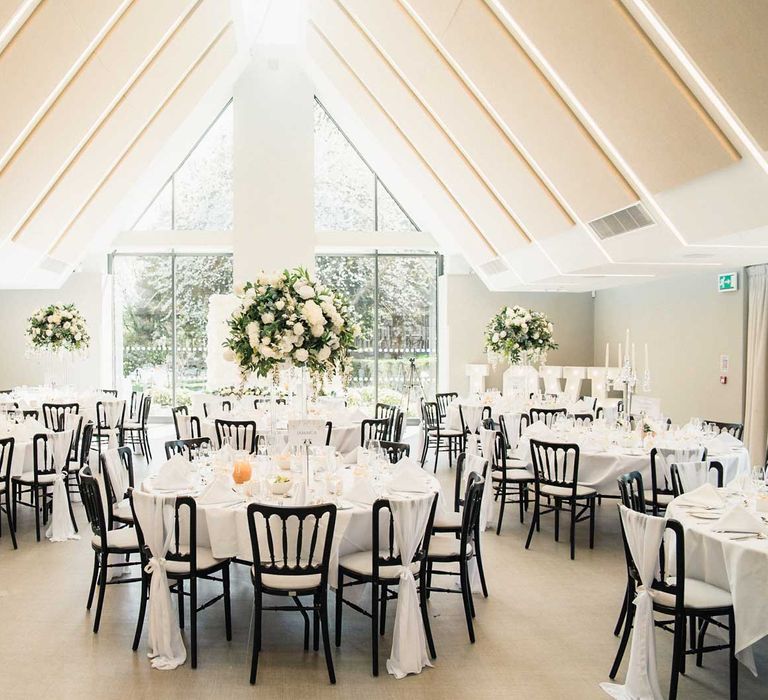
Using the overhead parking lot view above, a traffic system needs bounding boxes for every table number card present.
[287,419,327,446]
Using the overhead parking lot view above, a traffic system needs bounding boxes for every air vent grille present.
[588,203,654,240]
[479,257,509,275]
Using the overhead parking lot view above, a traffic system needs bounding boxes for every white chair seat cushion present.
[251,567,322,592]
[92,527,138,551]
[493,468,533,482]
[539,483,596,498]
[123,422,142,430]
[428,428,463,437]
[644,490,673,505]
[165,547,226,574]
[14,472,59,485]
[339,550,420,579]
[433,511,461,529]
[113,498,134,522]
[429,536,473,559]
[651,577,732,610]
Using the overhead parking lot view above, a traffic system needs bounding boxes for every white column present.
[233,45,314,281]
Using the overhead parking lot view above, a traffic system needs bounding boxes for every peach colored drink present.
[233,458,252,485]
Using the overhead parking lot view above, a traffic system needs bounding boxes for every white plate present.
[688,511,721,520]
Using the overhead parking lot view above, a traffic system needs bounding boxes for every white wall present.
[0,269,109,390]
[441,272,595,394]
[593,270,746,424]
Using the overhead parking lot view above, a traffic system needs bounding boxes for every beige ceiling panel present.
[495,0,739,192]
[649,0,768,148]
[0,0,196,244]
[54,26,236,262]
[0,0,123,158]
[395,0,461,38]
[17,0,229,252]
[0,0,36,45]
[341,0,570,239]
[312,0,526,253]
[412,0,635,221]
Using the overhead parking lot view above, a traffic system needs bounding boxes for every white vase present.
[503,354,540,399]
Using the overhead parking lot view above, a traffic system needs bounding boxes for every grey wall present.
[441,272,595,394]
[593,270,745,424]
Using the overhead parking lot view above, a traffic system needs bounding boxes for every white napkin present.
[292,480,307,506]
[387,457,431,494]
[714,504,768,535]
[347,408,369,423]
[153,455,194,491]
[213,443,234,465]
[197,476,242,506]
[522,421,554,439]
[676,482,725,508]
[707,432,743,452]
[346,476,378,505]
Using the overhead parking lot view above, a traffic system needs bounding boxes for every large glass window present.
[314,99,418,233]
[315,252,438,415]
[111,253,233,414]
[132,101,233,231]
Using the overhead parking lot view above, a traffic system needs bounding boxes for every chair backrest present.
[529,439,580,491]
[421,401,440,431]
[102,389,118,397]
[380,440,410,464]
[246,502,337,589]
[650,446,708,501]
[481,417,495,431]
[203,399,232,418]
[96,400,126,430]
[99,446,134,507]
[595,406,605,419]
[435,392,457,419]
[215,419,259,453]
[670,460,723,497]
[164,437,211,461]
[79,421,94,470]
[579,396,598,411]
[172,406,200,440]
[458,473,485,556]
[392,411,405,442]
[617,471,646,512]
[371,494,437,580]
[529,407,567,428]
[0,436,14,485]
[374,404,398,440]
[703,420,744,441]
[360,418,389,447]
[454,452,488,512]
[573,413,594,427]
[32,431,74,477]
[42,402,79,431]
[129,391,143,420]
[79,471,108,548]
[139,395,152,426]
[22,409,39,420]
[498,413,530,449]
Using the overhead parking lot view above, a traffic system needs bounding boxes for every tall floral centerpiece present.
[484,305,557,397]
[223,268,359,414]
[26,303,90,386]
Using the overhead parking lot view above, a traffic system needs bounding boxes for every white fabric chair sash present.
[386,493,435,679]
[465,452,492,530]
[657,447,703,488]
[459,404,483,434]
[131,490,187,670]
[103,448,128,501]
[601,506,665,700]
[177,414,193,440]
[465,433,480,456]
[675,461,712,493]
[500,412,523,450]
[103,400,125,448]
[44,429,79,542]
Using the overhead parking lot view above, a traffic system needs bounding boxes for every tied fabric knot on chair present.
[46,429,79,542]
[386,493,434,679]
[132,490,187,670]
[601,506,665,700]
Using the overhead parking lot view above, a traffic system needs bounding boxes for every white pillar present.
[233,45,314,281]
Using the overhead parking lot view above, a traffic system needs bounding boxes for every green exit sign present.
[718,272,738,293]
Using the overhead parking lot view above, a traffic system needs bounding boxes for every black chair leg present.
[371,583,379,676]
[496,479,507,535]
[474,533,489,598]
[419,572,436,659]
[518,484,525,523]
[569,499,577,560]
[609,598,634,678]
[613,584,629,637]
[669,614,685,700]
[459,563,475,643]
[728,610,738,700]
[223,565,232,641]
[379,584,388,636]
[177,579,184,629]
[133,575,148,650]
[319,594,336,684]
[554,499,560,541]
[589,497,596,549]
[33,487,41,542]
[190,577,197,669]
[6,493,17,549]
[313,595,320,652]
[249,592,261,684]
[93,552,108,633]
[86,552,99,609]
[524,495,539,549]
[335,575,343,647]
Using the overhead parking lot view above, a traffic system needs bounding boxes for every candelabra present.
[604,330,651,424]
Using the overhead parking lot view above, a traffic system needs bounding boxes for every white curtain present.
[386,493,434,679]
[745,264,768,465]
[601,506,665,700]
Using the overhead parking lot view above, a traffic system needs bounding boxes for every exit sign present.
[718,272,738,293]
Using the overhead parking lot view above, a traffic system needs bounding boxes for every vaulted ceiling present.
[307,0,768,291]
[2,0,768,292]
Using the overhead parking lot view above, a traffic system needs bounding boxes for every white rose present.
[74,333,82,341]
[46,330,53,337]
[297,285,315,300]
[301,299,325,326]
[246,321,260,337]
[500,331,506,338]
[311,324,324,338]
[293,322,305,335]
[63,321,71,329]
[274,300,285,310]
[316,346,331,362]
[245,287,256,299]
[294,348,309,362]
[260,346,276,359]
[233,282,246,296]
[261,312,274,324]
[223,348,236,362]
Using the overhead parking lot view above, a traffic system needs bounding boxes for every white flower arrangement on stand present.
[223,268,360,406]
[484,304,557,366]
[26,303,90,387]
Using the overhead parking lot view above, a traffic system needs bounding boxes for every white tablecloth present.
[667,494,768,673]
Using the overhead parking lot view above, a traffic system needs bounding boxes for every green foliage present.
[26,303,90,352]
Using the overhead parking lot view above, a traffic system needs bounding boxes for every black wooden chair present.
[22,409,39,420]
[100,447,135,530]
[214,418,260,453]
[525,439,597,559]
[529,407,567,427]
[670,461,723,497]
[130,492,232,669]
[128,391,143,421]
[0,437,17,549]
[498,413,530,452]
[12,432,78,541]
[360,418,389,447]
[427,473,486,642]
[172,405,201,440]
[101,389,118,397]
[703,420,743,441]
[246,502,337,684]
[375,403,398,440]
[420,401,463,472]
[379,440,409,463]
[203,399,232,418]
[123,396,152,459]
[391,411,404,442]
[336,495,438,676]
[79,469,141,633]
[609,514,737,700]
[648,446,707,516]
[41,402,79,431]
[492,430,534,534]
[433,452,487,535]
[165,437,212,461]
[94,400,126,455]
[573,413,594,427]
[435,392,457,421]
[67,420,93,502]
